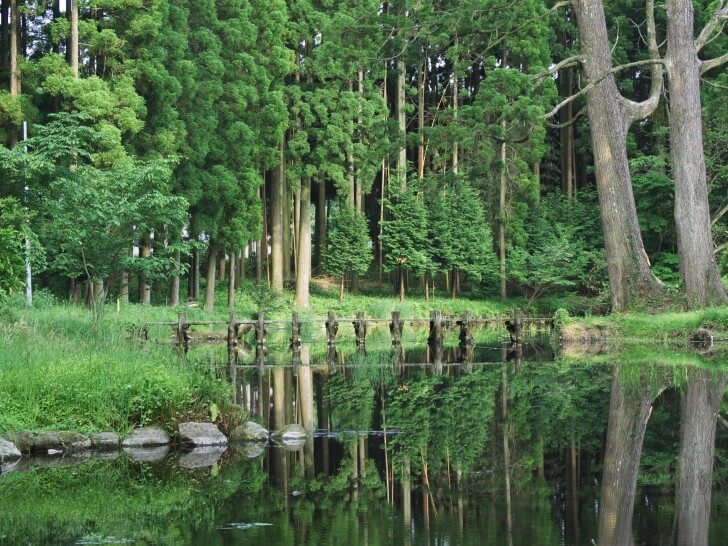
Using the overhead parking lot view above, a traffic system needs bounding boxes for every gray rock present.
[17,452,91,470]
[178,422,227,447]
[234,442,267,459]
[11,431,91,454]
[89,432,120,451]
[123,445,170,462]
[272,424,307,440]
[121,426,170,448]
[0,437,21,462]
[280,437,306,451]
[230,421,268,443]
[179,446,226,469]
[1,460,19,475]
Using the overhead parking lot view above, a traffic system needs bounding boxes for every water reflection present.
[2,343,728,546]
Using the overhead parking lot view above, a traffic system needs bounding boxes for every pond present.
[2,336,728,545]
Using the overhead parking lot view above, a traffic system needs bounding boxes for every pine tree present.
[323,202,372,300]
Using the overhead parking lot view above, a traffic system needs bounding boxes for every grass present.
[0,299,238,436]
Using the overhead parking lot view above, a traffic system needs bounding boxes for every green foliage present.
[380,187,429,279]
[0,198,26,298]
[324,202,372,290]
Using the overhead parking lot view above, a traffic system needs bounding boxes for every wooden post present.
[255,313,267,346]
[177,312,186,348]
[227,311,236,367]
[506,309,523,343]
[291,311,301,349]
[428,310,444,346]
[353,312,367,347]
[390,311,404,345]
[458,311,474,348]
[326,312,339,346]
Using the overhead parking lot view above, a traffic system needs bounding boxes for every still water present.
[2,337,728,545]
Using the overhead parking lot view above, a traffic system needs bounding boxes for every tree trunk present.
[192,247,200,299]
[665,0,727,308]
[217,253,225,282]
[120,246,131,304]
[453,39,459,174]
[169,249,180,307]
[399,268,405,301]
[597,367,663,546]
[417,55,425,180]
[499,128,507,300]
[204,244,218,313]
[271,135,285,290]
[295,178,312,309]
[227,249,235,308]
[235,249,243,289]
[451,269,459,299]
[316,180,326,271]
[69,0,78,78]
[396,59,407,190]
[572,0,663,312]
[676,369,728,546]
[139,235,151,305]
[282,177,291,283]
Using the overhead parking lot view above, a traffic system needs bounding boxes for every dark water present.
[2,338,728,545]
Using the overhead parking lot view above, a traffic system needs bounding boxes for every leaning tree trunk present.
[676,369,728,546]
[573,0,663,312]
[203,244,218,313]
[665,0,727,308]
[295,178,312,309]
[597,366,664,546]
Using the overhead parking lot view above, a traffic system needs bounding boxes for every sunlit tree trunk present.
[572,0,663,311]
[665,0,727,308]
[295,178,311,309]
[203,244,218,313]
[271,135,285,290]
[139,235,151,304]
[499,126,507,300]
[69,0,78,78]
[227,249,235,308]
[169,249,180,306]
[396,58,407,190]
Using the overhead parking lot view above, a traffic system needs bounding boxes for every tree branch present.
[546,106,587,128]
[715,241,728,255]
[695,0,728,53]
[543,58,665,119]
[712,202,728,226]
[701,52,728,74]
[623,0,663,122]
[533,55,584,81]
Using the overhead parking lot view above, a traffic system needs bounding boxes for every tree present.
[380,188,429,301]
[664,0,728,307]
[323,203,372,301]
[565,0,664,311]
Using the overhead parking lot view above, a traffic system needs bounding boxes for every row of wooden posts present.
[163,310,554,355]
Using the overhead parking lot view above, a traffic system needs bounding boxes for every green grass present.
[0,300,237,436]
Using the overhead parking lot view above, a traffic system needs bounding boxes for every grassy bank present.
[559,306,728,342]
[0,302,238,436]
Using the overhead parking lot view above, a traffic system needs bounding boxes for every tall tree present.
[665,0,728,307]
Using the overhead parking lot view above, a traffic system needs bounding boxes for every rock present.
[280,437,306,451]
[1,460,19,475]
[123,445,170,462]
[234,442,267,459]
[178,422,227,447]
[179,446,226,469]
[121,426,170,448]
[89,432,120,451]
[17,452,91,470]
[11,431,91,454]
[0,437,21,462]
[272,424,307,441]
[230,421,268,443]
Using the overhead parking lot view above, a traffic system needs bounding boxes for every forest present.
[0,0,727,316]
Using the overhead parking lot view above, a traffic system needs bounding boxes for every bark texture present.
[666,0,728,308]
[573,0,663,312]
[295,178,311,309]
[203,244,218,313]
[270,136,285,290]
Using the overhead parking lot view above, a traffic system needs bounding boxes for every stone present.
[89,432,120,451]
[235,442,267,459]
[179,446,226,469]
[0,437,21,462]
[178,422,227,447]
[230,421,268,443]
[121,426,170,448]
[12,431,91,454]
[280,437,306,451]
[272,424,307,441]
[123,445,170,462]
[1,460,19,475]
